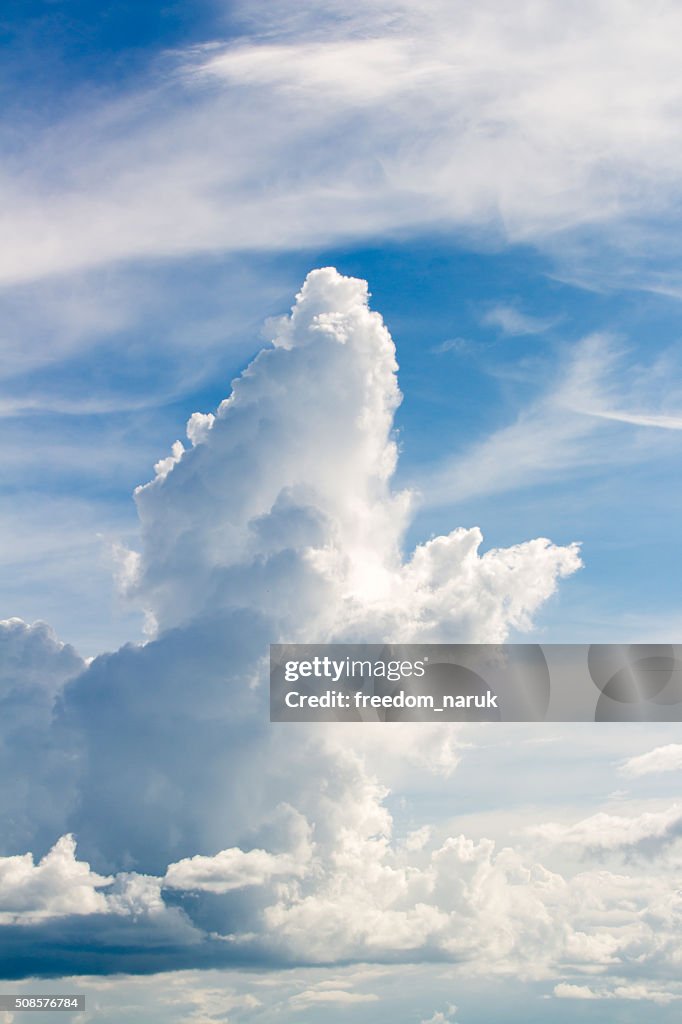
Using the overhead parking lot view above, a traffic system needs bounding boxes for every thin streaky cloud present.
[580,408,682,430]
[419,334,682,507]
[430,337,471,354]
[480,304,558,336]
[6,1,682,283]
[554,981,682,1005]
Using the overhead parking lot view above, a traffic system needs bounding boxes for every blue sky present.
[3,2,682,1022]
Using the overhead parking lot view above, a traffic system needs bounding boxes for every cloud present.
[420,1004,458,1024]
[5,9,682,1011]
[0,257,295,430]
[422,333,682,507]
[480,305,557,336]
[290,988,379,1007]
[430,338,470,355]
[554,980,682,1004]
[6,1,682,283]
[4,965,449,1024]
[566,340,682,432]
[0,832,178,926]
[585,409,682,430]
[0,269,578,832]
[125,267,580,641]
[8,808,682,984]
[0,618,83,696]
[13,270,682,989]
[0,835,111,923]
[0,270,677,1005]
[0,620,85,853]
[621,744,682,777]
[164,810,312,893]
[0,269,581,976]
[554,982,599,999]
[528,805,682,852]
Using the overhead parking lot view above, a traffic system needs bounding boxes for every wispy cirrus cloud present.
[582,408,682,430]
[480,305,558,337]
[420,333,682,507]
[6,1,682,284]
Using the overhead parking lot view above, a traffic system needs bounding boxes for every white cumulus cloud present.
[529,805,682,852]
[420,1004,458,1024]
[126,267,580,641]
[12,270,678,995]
[0,835,111,923]
[621,744,682,777]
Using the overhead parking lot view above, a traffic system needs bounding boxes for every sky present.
[2,1,682,1022]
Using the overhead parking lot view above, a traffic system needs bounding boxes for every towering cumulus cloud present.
[129,267,581,641]
[0,270,585,976]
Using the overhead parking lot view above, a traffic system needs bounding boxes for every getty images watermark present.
[270,643,682,722]
[282,654,497,712]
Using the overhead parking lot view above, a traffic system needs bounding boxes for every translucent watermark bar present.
[270,644,682,722]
